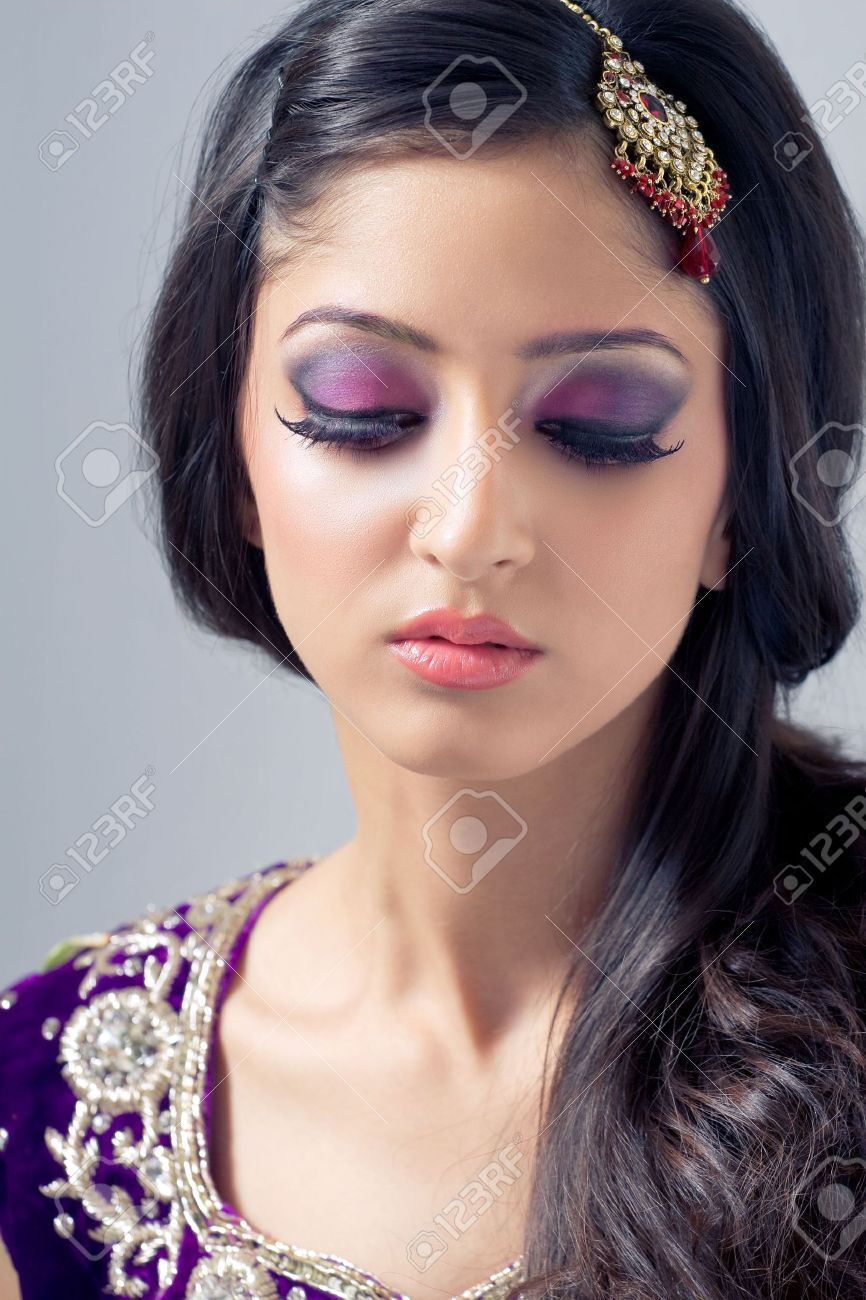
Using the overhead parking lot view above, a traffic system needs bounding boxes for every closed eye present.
[273,404,683,470]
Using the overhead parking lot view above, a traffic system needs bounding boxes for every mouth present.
[387,609,541,652]
[385,633,542,691]
[425,634,510,648]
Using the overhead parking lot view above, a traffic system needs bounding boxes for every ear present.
[698,490,733,592]
[239,486,263,550]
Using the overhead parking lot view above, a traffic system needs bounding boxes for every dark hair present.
[135,0,866,1295]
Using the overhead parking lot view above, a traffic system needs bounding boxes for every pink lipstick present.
[386,609,543,690]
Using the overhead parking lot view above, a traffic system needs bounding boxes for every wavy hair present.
[134,0,866,1295]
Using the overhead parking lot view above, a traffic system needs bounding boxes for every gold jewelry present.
[558,0,731,282]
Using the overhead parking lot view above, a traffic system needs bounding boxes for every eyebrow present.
[280,306,689,365]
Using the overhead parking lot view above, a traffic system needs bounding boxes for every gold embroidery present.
[37,860,527,1300]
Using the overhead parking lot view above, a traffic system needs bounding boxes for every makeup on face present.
[282,331,691,432]
[287,345,434,417]
[529,352,692,436]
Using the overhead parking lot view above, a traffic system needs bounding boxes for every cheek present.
[246,431,395,640]
[545,415,728,659]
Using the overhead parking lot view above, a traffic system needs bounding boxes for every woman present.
[3,0,866,1296]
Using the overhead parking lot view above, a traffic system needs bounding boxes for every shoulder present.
[0,858,305,1298]
[0,857,287,1048]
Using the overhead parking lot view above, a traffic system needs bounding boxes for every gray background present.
[3,0,866,986]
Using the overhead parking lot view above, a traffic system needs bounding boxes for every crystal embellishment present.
[33,861,526,1300]
[57,987,182,1109]
[41,1016,61,1041]
[186,1248,281,1299]
[558,0,732,283]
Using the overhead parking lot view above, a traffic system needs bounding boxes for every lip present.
[386,608,543,691]
[386,639,542,690]
[387,609,540,651]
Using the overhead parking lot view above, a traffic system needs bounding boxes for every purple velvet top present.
[0,859,524,1300]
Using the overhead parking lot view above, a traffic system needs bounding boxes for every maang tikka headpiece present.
[557,0,731,283]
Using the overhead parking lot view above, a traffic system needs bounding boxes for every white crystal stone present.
[41,1016,61,1040]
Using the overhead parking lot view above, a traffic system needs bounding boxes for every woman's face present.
[237,136,731,779]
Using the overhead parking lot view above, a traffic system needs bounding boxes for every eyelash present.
[273,405,684,470]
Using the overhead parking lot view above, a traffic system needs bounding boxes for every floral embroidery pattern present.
[37,871,251,1297]
[34,861,526,1300]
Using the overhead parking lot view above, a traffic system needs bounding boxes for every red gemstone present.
[639,91,668,121]
[603,71,617,82]
[616,89,630,103]
[681,226,721,281]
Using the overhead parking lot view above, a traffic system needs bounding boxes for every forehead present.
[258,134,724,365]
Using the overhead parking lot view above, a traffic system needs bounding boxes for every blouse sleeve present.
[0,938,112,1298]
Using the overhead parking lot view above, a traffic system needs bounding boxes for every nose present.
[407,403,535,580]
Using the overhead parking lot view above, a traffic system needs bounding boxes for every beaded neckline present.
[176,857,527,1300]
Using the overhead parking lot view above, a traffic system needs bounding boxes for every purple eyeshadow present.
[287,344,689,434]
[537,368,686,427]
[290,353,428,413]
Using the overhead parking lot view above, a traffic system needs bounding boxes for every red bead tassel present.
[680,225,721,283]
[610,157,728,282]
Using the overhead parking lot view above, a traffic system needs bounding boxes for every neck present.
[317,687,655,1070]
